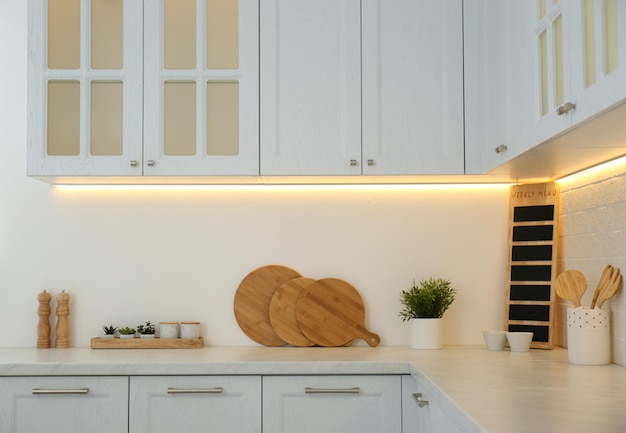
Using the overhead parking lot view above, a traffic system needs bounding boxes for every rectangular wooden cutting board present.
[91,337,203,349]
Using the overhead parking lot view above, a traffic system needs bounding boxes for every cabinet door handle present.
[32,388,89,395]
[130,160,138,167]
[494,144,508,154]
[367,159,374,166]
[147,160,155,167]
[412,392,429,407]
[556,101,576,115]
[167,387,223,394]
[350,160,358,166]
[304,387,360,394]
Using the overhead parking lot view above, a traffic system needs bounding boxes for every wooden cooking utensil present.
[597,267,622,309]
[269,277,316,347]
[234,265,302,346]
[590,265,613,309]
[554,270,587,308]
[296,278,380,347]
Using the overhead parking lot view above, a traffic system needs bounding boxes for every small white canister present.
[159,322,179,339]
[567,308,610,365]
[180,322,201,339]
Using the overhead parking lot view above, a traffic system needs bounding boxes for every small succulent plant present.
[137,321,156,335]
[102,325,118,335]
[118,326,136,335]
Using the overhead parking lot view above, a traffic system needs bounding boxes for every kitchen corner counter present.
[1,345,625,433]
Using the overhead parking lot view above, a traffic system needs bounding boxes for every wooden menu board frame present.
[504,182,560,349]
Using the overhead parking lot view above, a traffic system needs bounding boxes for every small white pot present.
[101,334,116,339]
[410,318,443,350]
[139,334,155,338]
[119,334,136,339]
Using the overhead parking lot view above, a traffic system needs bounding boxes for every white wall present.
[0,0,510,349]
[558,159,626,367]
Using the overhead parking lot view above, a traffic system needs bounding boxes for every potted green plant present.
[118,326,136,339]
[102,325,118,339]
[137,321,156,338]
[399,277,456,349]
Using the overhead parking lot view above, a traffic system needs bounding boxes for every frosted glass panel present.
[207,81,239,155]
[584,0,597,87]
[206,0,239,69]
[91,0,123,69]
[164,0,197,69]
[554,16,564,107]
[164,81,197,156]
[540,31,549,116]
[48,81,80,155]
[91,81,123,156]
[538,0,546,19]
[48,0,80,69]
[606,0,619,74]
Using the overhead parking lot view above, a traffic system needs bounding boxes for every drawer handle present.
[32,388,89,395]
[412,392,429,408]
[167,387,223,394]
[304,387,360,394]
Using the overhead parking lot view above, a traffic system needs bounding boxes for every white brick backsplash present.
[559,162,626,367]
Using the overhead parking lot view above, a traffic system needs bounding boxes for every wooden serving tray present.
[90,337,204,349]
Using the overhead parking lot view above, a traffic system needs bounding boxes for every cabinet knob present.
[367,159,374,166]
[556,102,576,116]
[147,160,155,167]
[412,392,429,408]
[130,160,138,167]
[350,160,358,166]
[494,144,508,154]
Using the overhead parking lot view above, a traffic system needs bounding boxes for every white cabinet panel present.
[260,0,362,175]
[0,376,128,433]
[130,375,261,433]
[362,0,464,175]
[263,375,401,433]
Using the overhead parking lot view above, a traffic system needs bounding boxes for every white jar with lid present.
[159,322,179,339]
[180,322,201,339]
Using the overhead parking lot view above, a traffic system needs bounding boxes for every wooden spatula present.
[597,267,622,309]
[555,270,587,308]
[590,265,613,309]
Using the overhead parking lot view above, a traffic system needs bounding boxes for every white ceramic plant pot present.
[410,318,443,350]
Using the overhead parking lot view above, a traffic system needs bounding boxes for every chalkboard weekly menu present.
[504,182,560,349]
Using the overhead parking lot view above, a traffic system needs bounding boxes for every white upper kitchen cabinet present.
[130,376,261,433]
[260,0,464,176]
[143,0,259,175]
[0,376,128,433]
[361,0,464,175]
[259,0,362,175]
[28,0,259,178]
[532,0,626,148]
[27,0,143,176]
[263,375,401,433]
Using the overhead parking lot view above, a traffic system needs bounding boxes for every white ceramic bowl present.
[482,331,507,351]
[506,332,533,352]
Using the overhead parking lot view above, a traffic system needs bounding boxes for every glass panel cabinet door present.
[28,0,143,176]
[144,0,259,175]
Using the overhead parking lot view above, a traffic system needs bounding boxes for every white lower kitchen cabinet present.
[0,376,128,433]
[264,375,401,433]
[129,376,261,433]
[402,375,463,433]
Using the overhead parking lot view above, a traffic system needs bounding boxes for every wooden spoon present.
[597,267,622,308]
[590,265,613,309]
[554,270,587,308]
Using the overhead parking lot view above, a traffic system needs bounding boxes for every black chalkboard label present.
[512,245,553,261]
[512,225,554,241]
[513,205,555,222]
[509,285,551,301]
[509,305,550,322]
[510,265,552,281]
[507,325,549,342]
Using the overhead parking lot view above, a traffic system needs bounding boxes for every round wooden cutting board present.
[296,278,380,347]
[269,277,316,347]
[234,265,302,346]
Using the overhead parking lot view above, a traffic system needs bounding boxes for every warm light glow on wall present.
[557,156,626,185]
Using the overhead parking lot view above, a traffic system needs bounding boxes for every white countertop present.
[1,345,625,433]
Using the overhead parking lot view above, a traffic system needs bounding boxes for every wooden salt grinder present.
[37,290,51,348]
[55,290,70,349]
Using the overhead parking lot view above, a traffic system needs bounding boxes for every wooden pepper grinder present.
[55,290,70,349]
[37,290,51,348]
